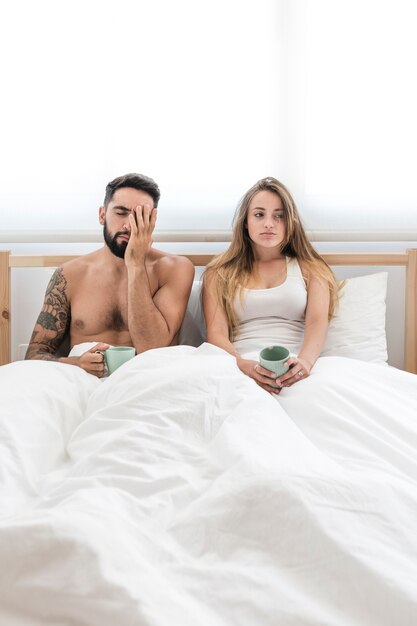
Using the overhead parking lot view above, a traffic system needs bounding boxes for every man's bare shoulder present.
[60,249,103,278]
[151,248,193,269]
[150,249,194,283]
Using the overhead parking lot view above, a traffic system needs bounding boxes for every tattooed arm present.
[25,268,109,378]
[26,268,70,360]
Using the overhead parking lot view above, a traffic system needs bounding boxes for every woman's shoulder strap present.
[286,256,304,278]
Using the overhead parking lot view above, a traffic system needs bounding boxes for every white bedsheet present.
[0,344,417,625]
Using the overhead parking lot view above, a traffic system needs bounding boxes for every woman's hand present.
[236,357,282,394]
[276,356,312,388]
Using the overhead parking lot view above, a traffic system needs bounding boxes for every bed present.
[0,247,417,625]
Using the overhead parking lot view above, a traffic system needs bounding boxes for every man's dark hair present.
[104,173,161,208]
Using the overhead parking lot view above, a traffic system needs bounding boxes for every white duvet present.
[0,344,417,625]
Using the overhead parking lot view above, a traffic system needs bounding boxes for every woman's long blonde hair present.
[204,177,339,339]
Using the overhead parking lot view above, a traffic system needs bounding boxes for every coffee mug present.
[259,345,290,376]
[104,346,136,375]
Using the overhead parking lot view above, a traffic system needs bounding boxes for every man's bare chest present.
[70,278,129,335]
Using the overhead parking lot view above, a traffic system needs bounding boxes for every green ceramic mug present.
[259,345,290,376]
[104,346,136,375]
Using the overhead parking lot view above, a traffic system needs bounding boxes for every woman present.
[202,176,339,394]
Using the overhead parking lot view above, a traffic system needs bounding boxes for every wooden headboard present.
[1,249,416,372]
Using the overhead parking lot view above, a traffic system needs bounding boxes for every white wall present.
[0,1,416,234]
[279,0,417,234]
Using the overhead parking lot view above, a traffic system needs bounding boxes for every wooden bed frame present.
[1,249,416,372]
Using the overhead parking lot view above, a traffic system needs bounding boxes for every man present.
[25,173,194,377]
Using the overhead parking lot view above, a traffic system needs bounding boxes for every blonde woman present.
[203,177,339,394]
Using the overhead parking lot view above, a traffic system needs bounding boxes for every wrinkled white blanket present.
[1,344,417,625]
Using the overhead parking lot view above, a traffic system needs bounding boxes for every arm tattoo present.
[26,268,71,360]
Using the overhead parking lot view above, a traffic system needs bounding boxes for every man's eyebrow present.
[111,205,131,211]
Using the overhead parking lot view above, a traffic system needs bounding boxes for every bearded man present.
[26,173,194,377]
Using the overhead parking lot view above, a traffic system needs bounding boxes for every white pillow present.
[321,272,388,363]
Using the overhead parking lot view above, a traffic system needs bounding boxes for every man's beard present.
[103,222,128,259]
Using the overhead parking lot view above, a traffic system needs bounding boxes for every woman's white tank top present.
[233,257,307,357]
